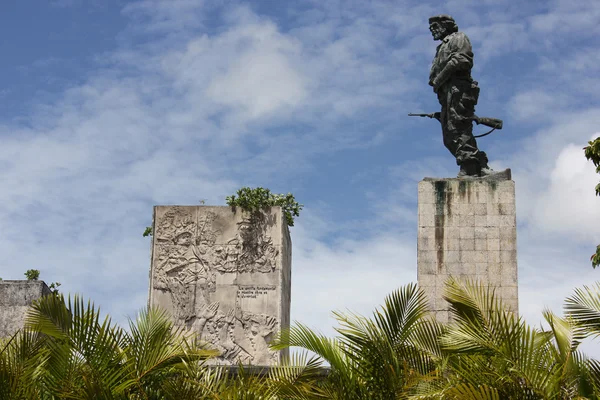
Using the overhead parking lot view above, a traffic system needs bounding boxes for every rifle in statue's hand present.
[408,113,503,137]
[408,112,441,120]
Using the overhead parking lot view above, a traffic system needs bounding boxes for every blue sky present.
[1,0,600,355]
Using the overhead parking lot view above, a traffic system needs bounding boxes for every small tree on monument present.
[584,136,600,268]
[225,187,303,227]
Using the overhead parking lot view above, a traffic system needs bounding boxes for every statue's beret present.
[428,14,455,24]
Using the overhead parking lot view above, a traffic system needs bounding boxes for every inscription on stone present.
[237,285,276,299]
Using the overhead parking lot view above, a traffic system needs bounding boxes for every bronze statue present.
[426,14,498,177]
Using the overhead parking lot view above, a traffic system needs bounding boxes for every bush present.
[24,269,40,280]
[226,187,303,226]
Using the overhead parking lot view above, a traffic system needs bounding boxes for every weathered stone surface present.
[0,280,51,338]
[149,206,291,366]
[417,178,518,321]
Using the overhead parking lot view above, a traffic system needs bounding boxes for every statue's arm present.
[446,32,473,72]
[431,33,474,90]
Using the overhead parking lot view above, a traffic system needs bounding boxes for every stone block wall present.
[0,280,51,337]
[149,206,291,366]
[417,178,518,322]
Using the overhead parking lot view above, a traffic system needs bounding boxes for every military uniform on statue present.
[428,15,495,178]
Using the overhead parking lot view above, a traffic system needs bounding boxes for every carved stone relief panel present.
[149,206,291,366]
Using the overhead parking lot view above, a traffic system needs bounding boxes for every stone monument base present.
[417,170,518,323]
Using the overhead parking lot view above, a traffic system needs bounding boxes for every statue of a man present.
[428,15,493,177]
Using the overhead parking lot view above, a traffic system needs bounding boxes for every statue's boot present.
[477,151,494,176]
[457,160,481,178]
[481,166,495,176]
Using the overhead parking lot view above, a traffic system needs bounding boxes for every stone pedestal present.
[0,280,51,338]
[417,173,518,322]
[149,206,291,366]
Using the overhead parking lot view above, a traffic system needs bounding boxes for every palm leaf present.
[23,293,128,398]
[0,330,48,400]
[266,351,328,399]
[565,282,600,338]
[444,383,501,400]
[117,306,216,397]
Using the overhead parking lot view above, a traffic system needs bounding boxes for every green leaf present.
[225,186,303,226]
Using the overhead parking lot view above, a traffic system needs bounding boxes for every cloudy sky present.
[1,0,599,355]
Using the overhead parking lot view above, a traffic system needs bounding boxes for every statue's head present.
[429,14,458,40]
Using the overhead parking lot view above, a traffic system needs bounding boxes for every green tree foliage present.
[584,138,600,196]
[430,278,599,399]
[226,187,303,227]
[275,279,600,399]
[22,269,61,294]
[273,283,443,399]
[585,137,600,268]
[48,281,61,295]
[3,281,600,398]
[0,294,322,399]
[160,353,326,399]
[0,294,216,399]
[24,269,40,281]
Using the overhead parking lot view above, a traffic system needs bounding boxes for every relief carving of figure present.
[192,302,278,364]
[204,211,278,274]
[235,212,278,273]
[153,211,217,323]
[155,209,278,276]
[151,208,282,364]
[247,314,278,365]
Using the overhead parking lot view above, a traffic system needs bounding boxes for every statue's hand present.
[431,79,442,93]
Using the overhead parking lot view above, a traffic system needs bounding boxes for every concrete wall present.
[149,206,291,366]
[417,178,518,322]
[0,280,51,338]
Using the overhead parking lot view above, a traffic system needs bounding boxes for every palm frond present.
[266,351,327,399]
[444,383,500,400]
[22,293,128,398]
[565,282,600,338]
[272,323,348,376]
[0,330,48,400]
[441,279,564,398]
[117,305,216,396]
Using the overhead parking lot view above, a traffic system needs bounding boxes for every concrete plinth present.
[417,173,518,322]
[0,280,51,337]
[149,206,291,366]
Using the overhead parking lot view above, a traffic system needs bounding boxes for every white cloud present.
[528,140,600,241]
[2,0,600,362]
[206,24,309,119]
[508,110,600,224]
[465,22,530,62]
[291,211,417,336]
[517,238,599,329]
[507,90,568,121]
[529,1,600,37]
